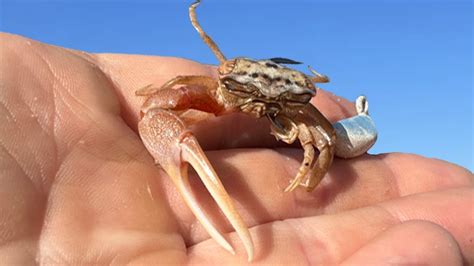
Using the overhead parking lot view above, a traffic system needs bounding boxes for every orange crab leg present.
[136,75,223,114]
[271,104,337,193]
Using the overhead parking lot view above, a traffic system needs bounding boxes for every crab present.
[136,0,377,261]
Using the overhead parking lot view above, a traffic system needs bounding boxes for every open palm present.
[1,33,472,264]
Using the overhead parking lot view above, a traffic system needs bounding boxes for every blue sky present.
[1,0,472,170]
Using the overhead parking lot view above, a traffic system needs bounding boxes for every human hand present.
[1,33,472,264]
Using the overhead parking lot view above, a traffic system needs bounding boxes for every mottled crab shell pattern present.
[219,58,317,99]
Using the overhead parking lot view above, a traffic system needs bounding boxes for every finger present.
[0,35,47,263]
[163,149,472,247]
[36,131,189,264]
[187,188,473,263]
[0,33,122,195]
[2,34,187,264]
[92,54,356,149]
[341,221,463,265]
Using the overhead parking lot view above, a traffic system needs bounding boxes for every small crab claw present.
[138,108,254,261]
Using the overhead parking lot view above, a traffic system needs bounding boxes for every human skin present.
[0,32,473,265]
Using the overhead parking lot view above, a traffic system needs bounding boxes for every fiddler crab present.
[136,0,377,261]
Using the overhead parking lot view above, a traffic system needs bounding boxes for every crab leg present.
[189,0,227,63]
[277,104,336,192]
[302,128,335,192]
[301,106,336,192]
[137,76,223,115]
[284,124,315,192]
[136,75,218,97]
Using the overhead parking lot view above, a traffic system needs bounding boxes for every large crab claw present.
[138,108,254,261]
